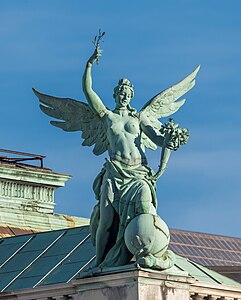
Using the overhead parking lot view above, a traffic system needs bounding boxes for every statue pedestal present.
[73,266,194,300]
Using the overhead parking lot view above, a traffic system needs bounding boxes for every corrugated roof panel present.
[7,256,66,291]
[0,235,33,268]
[172,245,241,266]
[170,229,241,267]
[78,257,97,273]
[19,254,66,276]
[60,237,95,264]
[0,272,20,289]
[0,230,66,291]
[1,258,40,291]
[5,227,90,290]
[62,226,88,236]
[40,237,96,286]
[0,230,65,274]
[222,239,235,251]
[45,233,87,257]
[20,230,66,252]
[0,234,32,245]
[232,240,241,249]
[3,275,41,291]
[1,251,43,273]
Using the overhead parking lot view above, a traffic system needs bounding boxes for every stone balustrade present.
[0,180,54,203]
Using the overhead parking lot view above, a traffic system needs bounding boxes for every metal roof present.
[211,266,241,284]
[170,228,241,267]
[0,226,240,292]
[1,225,240,267]
[0,226,95,292]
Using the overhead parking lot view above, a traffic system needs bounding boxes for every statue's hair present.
[113,78,134,99]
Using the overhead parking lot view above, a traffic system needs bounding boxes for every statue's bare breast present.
[104,111,147,166]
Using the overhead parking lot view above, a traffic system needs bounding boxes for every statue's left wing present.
[140,65,200,150]
[33,88,108,155]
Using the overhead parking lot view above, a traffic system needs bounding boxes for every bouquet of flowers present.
[160,119,189,151]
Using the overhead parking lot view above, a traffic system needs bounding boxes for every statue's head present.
[113,78,134,109]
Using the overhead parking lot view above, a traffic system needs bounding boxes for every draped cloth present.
[90,159,157,268]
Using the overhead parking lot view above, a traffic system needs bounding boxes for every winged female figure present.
[33,45,199,271]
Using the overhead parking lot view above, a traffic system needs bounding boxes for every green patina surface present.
[34,33,200,272]
[0,226,240,292]
[175,255,241,287]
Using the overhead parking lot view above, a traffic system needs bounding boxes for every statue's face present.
[115,86,132,108]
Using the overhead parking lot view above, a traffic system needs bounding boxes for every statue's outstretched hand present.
[88,47,103,65]
[160,119,189,151]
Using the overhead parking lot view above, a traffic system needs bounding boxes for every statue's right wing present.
[139,65,200,150]
[33,88,108,155]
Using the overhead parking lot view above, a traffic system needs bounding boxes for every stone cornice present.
[0,165,71,187]
[1,270,241,300]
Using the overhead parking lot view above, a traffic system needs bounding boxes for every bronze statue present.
[34,33,199,271]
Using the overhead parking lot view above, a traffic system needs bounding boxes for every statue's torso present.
[104,110,147,166]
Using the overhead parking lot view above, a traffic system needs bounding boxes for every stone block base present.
[73,268,193,300]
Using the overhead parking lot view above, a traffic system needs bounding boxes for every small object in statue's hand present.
[92,30,105,64]
[161,119,189,151]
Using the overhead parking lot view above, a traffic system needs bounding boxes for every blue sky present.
[1,1,241,237]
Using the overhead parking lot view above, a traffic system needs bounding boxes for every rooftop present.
[170,228,241,267]
[0,148,89,233]
[0,226,239,292]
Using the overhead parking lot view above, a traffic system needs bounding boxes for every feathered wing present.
[33,88,108,155]
[140,65,200,150]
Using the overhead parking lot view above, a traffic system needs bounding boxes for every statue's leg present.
[95,179,115,266]
[135,181,156,215]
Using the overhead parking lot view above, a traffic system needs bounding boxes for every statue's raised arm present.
[82,47,107,117]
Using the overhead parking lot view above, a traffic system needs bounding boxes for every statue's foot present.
[136,251,175,270]
[136,254,155,268]
[153,250,175,270]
